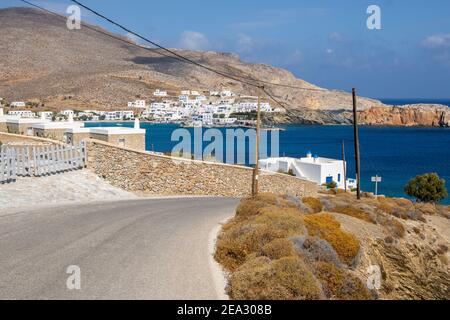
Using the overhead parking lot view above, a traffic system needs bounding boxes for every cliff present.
[358,105,450,127]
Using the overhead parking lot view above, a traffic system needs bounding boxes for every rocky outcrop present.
[357,105,450,127]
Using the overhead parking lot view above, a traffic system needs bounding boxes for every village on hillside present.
[0,89,284,127]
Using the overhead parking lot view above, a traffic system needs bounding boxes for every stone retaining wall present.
[0,132,65,147]
[86,139,317,198]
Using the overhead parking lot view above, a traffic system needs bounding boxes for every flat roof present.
[65,128,92,134]
[89,127,146,135]
[6,118,49,124]
[32,122,84,130]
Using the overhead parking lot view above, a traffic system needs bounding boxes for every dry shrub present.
[291,236,342,267]
[216,223,285,271]
[414,202,437,216]
[333,206,376,224]
[255,206,306,236]
[216,206,305,271]
[302,197,323,213]
[304,213,360,266]
[381,218,406,238]
[282,195,311,213]
[228,256,323,300]
[314,262,371,300]
[260,238,297,260]
[377,202,394,215]
[236,193,297,219]
[436,205,450,219]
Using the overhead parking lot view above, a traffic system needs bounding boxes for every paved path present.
[0,170,137,212]
[0,198,238,299]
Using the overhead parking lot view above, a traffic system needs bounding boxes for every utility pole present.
[352,88,361,200]
[342,140,347,191]
[252,89,262,196]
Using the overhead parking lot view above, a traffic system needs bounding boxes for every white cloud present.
[125,32,141,45]
[236,33,255,53]
[329,32,344,43]
[179,31,210,51]
[422,34,450,48]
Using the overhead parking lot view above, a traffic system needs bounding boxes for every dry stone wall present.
[86,140,318,198]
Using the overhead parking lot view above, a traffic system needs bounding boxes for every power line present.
[68,0,342,94]
[19,0,349,117]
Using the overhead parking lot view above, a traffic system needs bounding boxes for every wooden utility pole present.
[352,88,361,200]
[342,140,347,191]
[252,91,262,196]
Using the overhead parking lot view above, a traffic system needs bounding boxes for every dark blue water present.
[380,99,450,107]
[86,122,450,203]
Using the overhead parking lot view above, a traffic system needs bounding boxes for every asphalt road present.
[0,197,239,300]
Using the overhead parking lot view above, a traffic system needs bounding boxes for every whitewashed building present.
[10,101,26,108]
[259,152,349,189]
[128,100,147,109]
[8,110,35,118]
[38,111,53,120]
[62,109,74,117]
[104,111,135,121]
[153,89,168,97]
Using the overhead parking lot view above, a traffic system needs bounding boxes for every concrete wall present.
[0,121,6,133]
[86,140,317,198]
[66,132,91,145]
[34,128,67,142]
[89,133,145,151]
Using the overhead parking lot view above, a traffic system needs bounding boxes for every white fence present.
[0,142,86,183]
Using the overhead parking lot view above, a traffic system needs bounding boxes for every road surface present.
[0,197,239,299]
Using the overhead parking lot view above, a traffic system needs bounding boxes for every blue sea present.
[86,122,450,204]
[380,99,450,107]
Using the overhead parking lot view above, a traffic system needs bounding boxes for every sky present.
[2,0,450,99]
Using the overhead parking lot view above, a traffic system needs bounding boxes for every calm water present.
[86,122,450,203]
[380,99,450,107]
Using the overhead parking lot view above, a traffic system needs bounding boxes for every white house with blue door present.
[259,151,352,190]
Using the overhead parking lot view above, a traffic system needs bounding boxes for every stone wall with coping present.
[86,139,318,198]
[0,120,7,133]
[0,132,65,147]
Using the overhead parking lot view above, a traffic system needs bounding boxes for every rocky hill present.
[0,7,448,126]
[216,193,450,300]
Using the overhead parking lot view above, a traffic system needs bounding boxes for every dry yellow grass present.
[304,213,361,266]
[302,197,323,213]
[260,238,298,260]
[333,206,376,224]
[228,256,323,300]
[314,262,371,300]
[236,193,297,219]
[215,205,305,271]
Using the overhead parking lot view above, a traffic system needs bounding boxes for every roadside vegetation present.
[215,191,450,300]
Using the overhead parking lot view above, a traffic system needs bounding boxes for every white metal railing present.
[0,141,86,183]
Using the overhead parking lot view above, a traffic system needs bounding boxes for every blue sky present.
[2,0,450,99]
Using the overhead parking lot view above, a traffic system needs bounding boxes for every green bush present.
[404,173,448,203]
[326,181,338,189]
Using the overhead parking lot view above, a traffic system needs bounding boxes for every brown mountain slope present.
[0,7,448,126]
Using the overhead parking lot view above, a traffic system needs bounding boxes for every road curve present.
[0,197,239,300]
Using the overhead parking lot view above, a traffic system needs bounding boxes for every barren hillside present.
[0,7,448,126]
